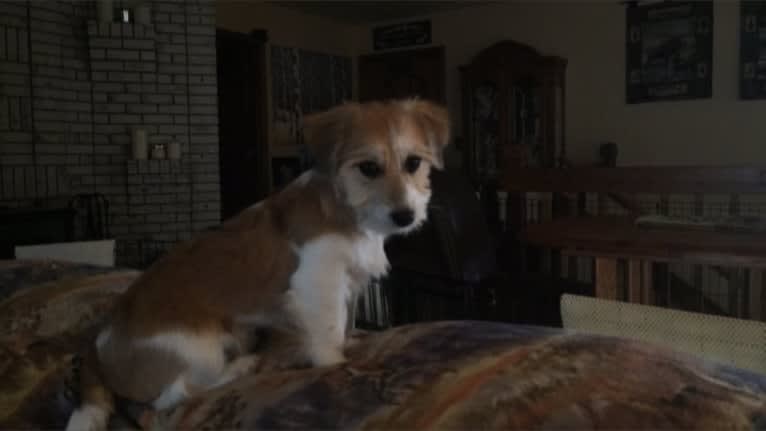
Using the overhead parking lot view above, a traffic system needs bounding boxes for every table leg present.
[749,269,764,321]
[628,260,642,303]
[642,262,654,305]
[561,251,577,281]
[595,257,618,300]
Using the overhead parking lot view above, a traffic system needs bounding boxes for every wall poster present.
[626,1,713,104]
[741,1,766,99]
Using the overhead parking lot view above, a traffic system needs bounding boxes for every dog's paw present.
[227,354,259,377]
[65,404,109,431]
[345,330,369,349]
[309,346,346,368]
[210,354,260,389]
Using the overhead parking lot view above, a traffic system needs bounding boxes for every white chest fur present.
[348,231,389,281]
[289,232,389,299]
[285,232,388,366]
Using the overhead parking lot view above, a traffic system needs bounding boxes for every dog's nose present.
[390,208,415,227]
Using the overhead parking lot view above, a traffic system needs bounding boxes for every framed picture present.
[373,20,431,51]
[626,1,713,104]
[740,1,766,99]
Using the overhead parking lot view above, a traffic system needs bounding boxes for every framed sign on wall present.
[373,20,431,51]
[740,1,766,99]
[626,1,713,104]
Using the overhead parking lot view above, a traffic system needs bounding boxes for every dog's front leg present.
[296,283,349,367]
[286,243,351,367]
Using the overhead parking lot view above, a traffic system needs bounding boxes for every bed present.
[1,259,765,429]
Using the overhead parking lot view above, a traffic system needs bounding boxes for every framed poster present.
[626,1,713,104]
[373,20,431,51]
[741,1,766,99]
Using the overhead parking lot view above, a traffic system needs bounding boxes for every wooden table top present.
[521,216,766,267]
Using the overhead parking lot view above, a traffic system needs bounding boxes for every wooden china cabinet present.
[460,40,567,230]
[460,40,567,280]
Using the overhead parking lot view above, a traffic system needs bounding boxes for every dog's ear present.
[403,99,451,170]
[302,102,358,173]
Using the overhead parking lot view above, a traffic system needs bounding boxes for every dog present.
[65,98,450,430]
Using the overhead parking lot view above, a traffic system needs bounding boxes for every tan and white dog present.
[65,98,450,430]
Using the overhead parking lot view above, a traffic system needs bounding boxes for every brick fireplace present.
[0,0,220,267]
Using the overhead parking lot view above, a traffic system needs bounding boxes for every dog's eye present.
[404,156,421,174]
[358,161,383,179]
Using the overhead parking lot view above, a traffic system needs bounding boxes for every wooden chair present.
[504,166,766,322]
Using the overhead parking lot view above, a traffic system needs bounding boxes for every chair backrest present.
[561,294,766,375]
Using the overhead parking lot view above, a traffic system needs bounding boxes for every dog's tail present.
[65,344,114,431]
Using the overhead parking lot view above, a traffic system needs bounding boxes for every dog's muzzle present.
[390,208,415,227]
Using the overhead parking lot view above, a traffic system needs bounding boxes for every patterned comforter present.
[1,259,765,430]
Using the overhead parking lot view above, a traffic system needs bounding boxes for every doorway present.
[358,46,446,103]
[216,29,269,220]
[357,46,449,329]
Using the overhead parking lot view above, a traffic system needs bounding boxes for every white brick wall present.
[0,0,220,267]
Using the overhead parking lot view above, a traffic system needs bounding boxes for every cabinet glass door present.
[471,81,500,180]
[509,79,543,168]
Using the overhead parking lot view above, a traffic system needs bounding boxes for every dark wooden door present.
[359,46,445,103]
[216,29,269,220]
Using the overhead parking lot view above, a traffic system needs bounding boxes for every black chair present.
[382,169,505,325]
[380,169,593,327]
[68,193,110,240]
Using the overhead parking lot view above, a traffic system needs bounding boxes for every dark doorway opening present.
[216,28,269,220]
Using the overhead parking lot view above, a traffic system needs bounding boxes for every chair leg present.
[463,283,479,320]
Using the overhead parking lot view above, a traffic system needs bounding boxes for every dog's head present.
[303,98,450,236]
